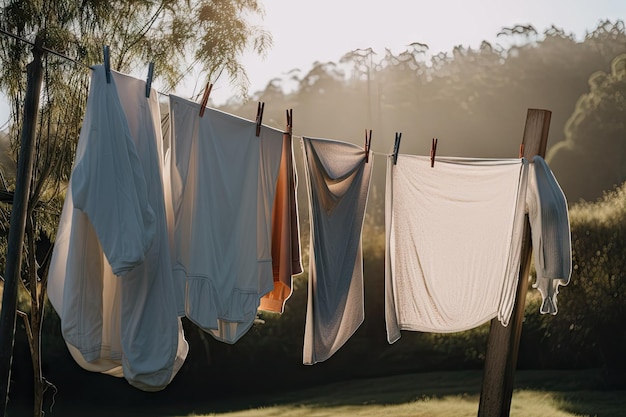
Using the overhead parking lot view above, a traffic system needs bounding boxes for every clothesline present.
[39,65,572,395]
[0,29,411,148]
[0,28,91,69]
[290,134,391,156]
[0,29,200,98]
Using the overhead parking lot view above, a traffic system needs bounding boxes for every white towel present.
[385,155,528,343]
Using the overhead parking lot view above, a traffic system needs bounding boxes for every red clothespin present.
[286,109,293,135]
[393,132,402,165]
[255,102,265,137]
[519,143,525,158]
[199,82,212,117]
[430,137,438,167]
[364,129,372,163]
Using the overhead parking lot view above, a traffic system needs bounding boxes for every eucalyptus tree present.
[0,1,271,415]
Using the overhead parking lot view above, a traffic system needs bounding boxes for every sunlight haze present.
[207,0,626,103]
[0,0,625,120]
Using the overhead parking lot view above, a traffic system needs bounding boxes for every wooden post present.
[0,38,44,417]
[477,109,551,417]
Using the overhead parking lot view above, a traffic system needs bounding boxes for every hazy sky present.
[204,0,626,103]
[1,0,625,125]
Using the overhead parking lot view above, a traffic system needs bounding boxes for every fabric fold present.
[260,131,303,313]
[527,155,572,314]
[302,137,372,365]
[385,153,571,343]
[47,65,187,391]
[168,95,283,344]
[385,155,528,343]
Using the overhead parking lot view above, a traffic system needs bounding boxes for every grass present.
[173,369,625,417]
[5,365,626,416]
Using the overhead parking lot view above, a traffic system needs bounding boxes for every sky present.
[1,0,625,126]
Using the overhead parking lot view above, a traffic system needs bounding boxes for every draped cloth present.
[301,137,372,364]
[385,154,571,344]
[168,95,283,344]
[385,155,528,343]
[48,66,188,391]
[259,131,303,313]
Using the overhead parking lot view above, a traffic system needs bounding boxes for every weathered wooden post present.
[0,38,44,417]
[477,108,551,417]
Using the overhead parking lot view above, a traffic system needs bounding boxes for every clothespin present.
[255,102,265,137]
[519,143,525,158]
[393,132,402,165]
[285,109,293,135]
[364,129,372,163]
[199,82,212,117]
[430,138,438,167]
[103,45,111,84]
[145,62,155,98]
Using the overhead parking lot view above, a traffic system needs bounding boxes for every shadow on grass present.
[7,362,625,417]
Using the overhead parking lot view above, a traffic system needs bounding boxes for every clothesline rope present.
[1,28,398,156]
[291,134,391,157]
[0,28,91,70]
[0,29,193,98]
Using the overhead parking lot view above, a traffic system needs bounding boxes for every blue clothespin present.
[365,129,372,163]
[103,45,111,84]
[393,132,402,165]
[145,62,154,98]
[255,102,265,137]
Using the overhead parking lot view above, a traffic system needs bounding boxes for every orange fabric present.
[259,132,302,313]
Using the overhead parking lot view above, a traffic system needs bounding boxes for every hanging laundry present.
[385,154,571,344]
[301,137,373,365]
[527,155,572,314]
[168,95,283,344]
[47,65,188,391]
[259,130,303,313]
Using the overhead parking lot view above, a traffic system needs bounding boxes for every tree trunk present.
[26,215,44,417]
[0,38,44,417]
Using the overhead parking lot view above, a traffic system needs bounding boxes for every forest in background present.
[1,19,625,415]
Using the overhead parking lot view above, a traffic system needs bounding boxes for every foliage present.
[222,20,626,203]
[547,52,626,202]
[525,182,626,385]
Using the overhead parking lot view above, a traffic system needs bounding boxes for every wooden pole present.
[0,38,44,417]
[477,109,551,417]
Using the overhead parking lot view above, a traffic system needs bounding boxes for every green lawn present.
[7,369,625,416]
[176,370,626,417]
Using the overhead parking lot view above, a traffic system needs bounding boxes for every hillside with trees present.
[220,20,626,203]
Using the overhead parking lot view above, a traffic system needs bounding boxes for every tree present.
[533,182,626,385]
[0,1,271,415]
[547,52,626,202]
